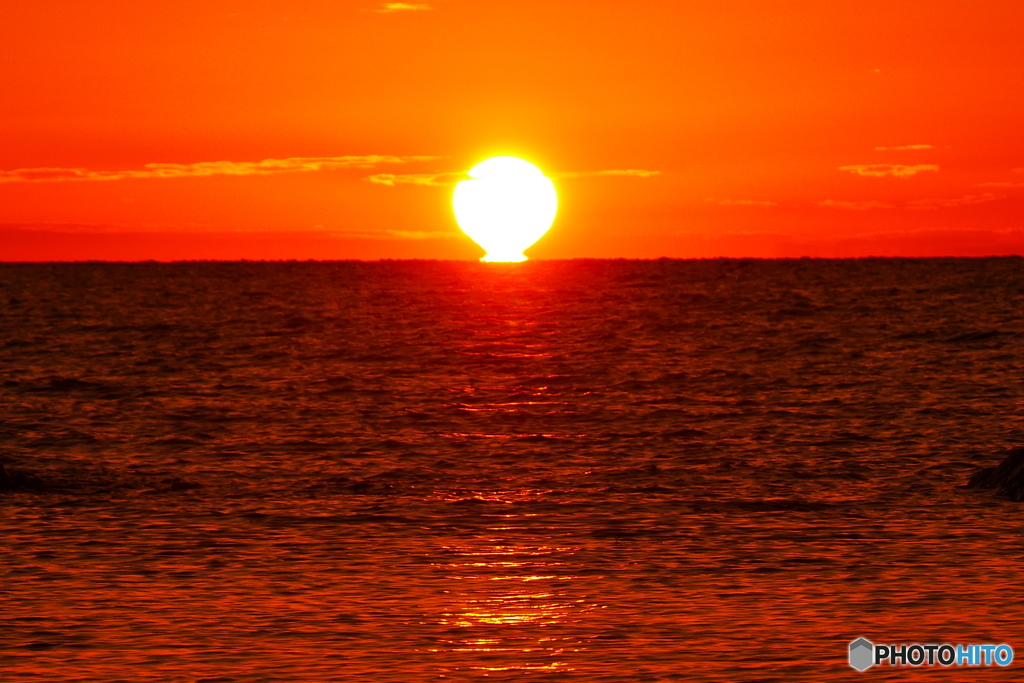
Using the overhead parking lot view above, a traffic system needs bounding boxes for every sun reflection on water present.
[428,493,593,675]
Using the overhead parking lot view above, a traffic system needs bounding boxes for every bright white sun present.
[452,156,558,262]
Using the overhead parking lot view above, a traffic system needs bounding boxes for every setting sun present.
[452,157,558,263]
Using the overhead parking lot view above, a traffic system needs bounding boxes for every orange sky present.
[2,0,1023,260]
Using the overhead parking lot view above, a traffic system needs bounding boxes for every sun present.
[452,156,558,262]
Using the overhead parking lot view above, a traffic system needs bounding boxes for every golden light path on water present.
[426,292,592,676]
[430,492,594,675]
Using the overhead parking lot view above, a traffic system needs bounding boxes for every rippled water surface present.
[2,259,1024,681]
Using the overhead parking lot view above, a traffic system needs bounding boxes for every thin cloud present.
[0,221,200,234]
[818,199,894,210]
[366,171,467,187]
[707,198,777,207]
[0,156,439,184]
[1014,168,1024,174]
[368,168,661,186]
[839,164,939,178]
[386,230,454,239]
[375,2,432,12]
[554,169,661,179]
[332,227,456,240]
[3,221,457,241]
[907,193,1003,210]
[979,181,1024,188]
[875,144,933,151]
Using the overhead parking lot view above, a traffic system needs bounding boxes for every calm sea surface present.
[2,259,1024,681]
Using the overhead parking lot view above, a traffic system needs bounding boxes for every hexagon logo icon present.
[849,638,874,671]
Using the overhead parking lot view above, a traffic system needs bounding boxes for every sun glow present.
[453,157,558,262]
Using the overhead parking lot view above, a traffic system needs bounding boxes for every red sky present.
[2,0,1023,260]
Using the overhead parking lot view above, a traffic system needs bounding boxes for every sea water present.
[2,258,1023,681]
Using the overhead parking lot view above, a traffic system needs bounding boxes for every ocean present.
[2,258,1023,681]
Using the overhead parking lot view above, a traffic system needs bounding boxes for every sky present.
[2,0,1023,260]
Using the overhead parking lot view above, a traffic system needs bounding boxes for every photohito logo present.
[849,638,1013,671]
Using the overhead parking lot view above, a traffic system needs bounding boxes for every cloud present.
[368,168,661,186]
[366,171,467,187]
[1014,168,1024,174]
[554,169,661,179]
[0,221,186,234]
[907,193,1003,210]
[2,221,460,242]
[874,144,933,151]
[979,181,1024,188]
[331,227,456,240]
[817,199,894,210]
[707,198,777,207]
[376,2,432,12]
[0,156,439,184]
[839,164,939,178]
[312,224,456,240]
